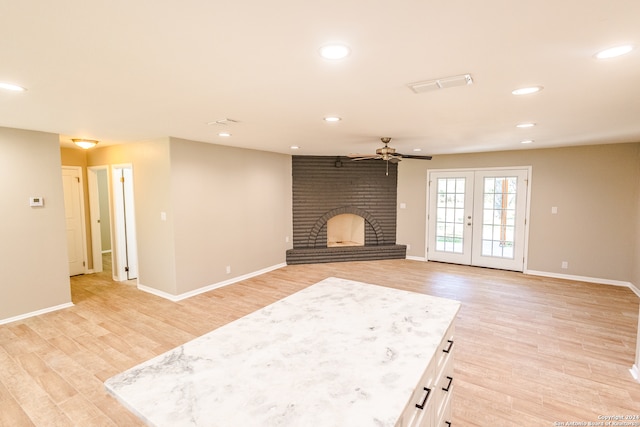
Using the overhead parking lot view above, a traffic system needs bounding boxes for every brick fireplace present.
[286,156,406,264]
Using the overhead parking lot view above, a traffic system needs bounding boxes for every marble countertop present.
[105,277,460,427]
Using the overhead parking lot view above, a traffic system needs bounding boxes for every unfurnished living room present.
[1,1,640,426]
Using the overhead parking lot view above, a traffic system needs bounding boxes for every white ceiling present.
[1,1,639,157]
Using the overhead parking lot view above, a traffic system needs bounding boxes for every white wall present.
[0,127,71,321]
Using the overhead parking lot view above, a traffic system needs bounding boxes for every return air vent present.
[408,74,473,94]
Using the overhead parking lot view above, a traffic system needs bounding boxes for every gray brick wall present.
[291,156,398,249]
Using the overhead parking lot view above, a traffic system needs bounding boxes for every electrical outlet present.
[285,236,290,243]
[561,261,568,269]
[406,244,411,250]
[226,266,231,274]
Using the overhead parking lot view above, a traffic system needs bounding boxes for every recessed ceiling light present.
[218,132,231,137]
[413,148,423,152]
[512,86,543,95]
[290,145,300,150]
[595,45,634,59]
[520,140,534,144]
[516,123,536,128]
[319,44,350,60]
[324,116,341,122]
[0,82,26,92]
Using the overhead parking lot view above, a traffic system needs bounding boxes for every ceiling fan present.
[348,137,432,162]
[348,137,432,174]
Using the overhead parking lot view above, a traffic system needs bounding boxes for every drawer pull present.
[442,376,453,392]
[443,339,454,353]
[415,387,431,410]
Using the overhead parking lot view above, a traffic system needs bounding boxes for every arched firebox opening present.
[327,214,364,247]
[307,206,384,248]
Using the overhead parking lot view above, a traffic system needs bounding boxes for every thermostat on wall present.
[29,196,44,207]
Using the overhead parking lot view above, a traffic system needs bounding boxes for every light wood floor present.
[1,259,639,426]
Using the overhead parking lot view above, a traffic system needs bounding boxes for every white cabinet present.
[397,322,456,427]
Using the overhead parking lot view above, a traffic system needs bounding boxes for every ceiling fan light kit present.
[348,137,432,175]
[72,138,99,149]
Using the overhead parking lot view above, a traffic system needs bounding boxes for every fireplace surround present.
[286,156,406,264]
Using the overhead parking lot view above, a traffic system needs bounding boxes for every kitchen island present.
[105,277,460,426]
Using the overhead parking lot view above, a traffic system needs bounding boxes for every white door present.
[62,167,86,276]
[427,171,475,265]
[427,168,529,271]
[112,165,138,281]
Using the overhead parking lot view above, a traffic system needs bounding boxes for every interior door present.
[62,167,86,276]
[112,165,138,281]
[427,168,529,271]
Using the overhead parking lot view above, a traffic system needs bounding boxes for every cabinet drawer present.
[433,348,455,424]
[434,324,455,374]
[396,320,457,427]
[397,359,436,427]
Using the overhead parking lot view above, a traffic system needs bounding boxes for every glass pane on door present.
[480,176,518,259]
[435,177,466,253]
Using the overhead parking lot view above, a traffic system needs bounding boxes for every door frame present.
[425,166,533,272]
[62,165,89,275]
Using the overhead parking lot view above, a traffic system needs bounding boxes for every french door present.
[427,168,529,271]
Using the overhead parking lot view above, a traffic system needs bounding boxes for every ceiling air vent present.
[408,74,473,94]
[207,118,240,126]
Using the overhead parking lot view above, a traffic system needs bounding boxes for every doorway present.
[87,166,112,274]
[426,168,530,271]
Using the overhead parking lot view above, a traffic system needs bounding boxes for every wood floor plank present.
[0,259,638,426]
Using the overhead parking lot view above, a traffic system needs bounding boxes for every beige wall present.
[85,137,292,296]
[398,142,640,284]
[170,138,292,294]
[87,138,178,294]
[0,127,71,321]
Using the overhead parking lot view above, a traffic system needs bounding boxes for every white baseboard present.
[406,256,427,262]
[525,269,640,297]
[137,263,288,302]
[630,364,640,382]
[0,302,74,326]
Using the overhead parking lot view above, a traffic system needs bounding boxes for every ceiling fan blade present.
[389,157,401,164]
[351,156,380,161]
[347,153,377,158]
[396,153,433,160]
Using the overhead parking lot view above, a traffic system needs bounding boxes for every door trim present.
[425,166,532,272]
